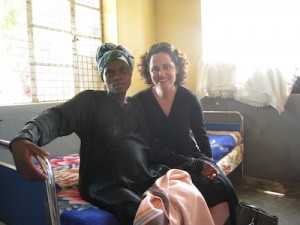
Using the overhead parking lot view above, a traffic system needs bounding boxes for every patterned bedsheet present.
[49,155,120,225]
[207,130,243,175]
[49,131,243,224]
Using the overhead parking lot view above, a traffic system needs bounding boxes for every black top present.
[24,90,163,192]
[134,85,212,158]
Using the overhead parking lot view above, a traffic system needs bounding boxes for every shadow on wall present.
[291,76,300,94]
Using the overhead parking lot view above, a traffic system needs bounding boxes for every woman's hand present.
[10,139,50,181]
[177,157,219,180]
[201,161,219,180]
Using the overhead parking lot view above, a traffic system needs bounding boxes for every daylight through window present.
[0,0,103,105]
[198,0,300,113]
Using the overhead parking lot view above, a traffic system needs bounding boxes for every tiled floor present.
[231,175,300,225]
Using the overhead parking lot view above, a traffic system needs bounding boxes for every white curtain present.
[198,0,300,114]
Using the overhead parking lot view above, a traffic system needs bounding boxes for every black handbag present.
[236,202,278,225]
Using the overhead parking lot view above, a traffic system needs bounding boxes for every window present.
[0,0,103,105]
[198,0,300,113]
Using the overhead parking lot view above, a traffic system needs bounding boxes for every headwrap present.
[96,43,134,81]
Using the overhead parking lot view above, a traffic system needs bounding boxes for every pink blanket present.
[134,169,215,225]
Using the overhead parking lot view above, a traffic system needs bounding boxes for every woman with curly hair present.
[134,42,238,225]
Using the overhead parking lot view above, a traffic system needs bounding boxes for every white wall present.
[0,103,80,165]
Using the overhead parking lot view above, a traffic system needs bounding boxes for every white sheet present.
[197,61,297,114]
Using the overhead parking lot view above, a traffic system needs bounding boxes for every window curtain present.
[197,0,300,114]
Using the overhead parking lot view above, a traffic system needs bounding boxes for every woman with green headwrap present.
[9,43,169,225]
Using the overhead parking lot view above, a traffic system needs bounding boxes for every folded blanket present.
[134,169,215,225]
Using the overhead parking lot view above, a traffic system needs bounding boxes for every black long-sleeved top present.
[134,85,212,158]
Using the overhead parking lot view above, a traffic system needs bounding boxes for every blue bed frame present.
[0,140,59,225]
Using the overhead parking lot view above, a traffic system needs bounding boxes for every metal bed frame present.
[203,110,244,177]
[0,139,60,225]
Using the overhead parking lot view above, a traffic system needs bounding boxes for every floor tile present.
[231,175,300,225]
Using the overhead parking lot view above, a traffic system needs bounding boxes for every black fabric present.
[9,123,41,149]
[14,90,170,225]
[217,172,239,225]
[134,85,212,158]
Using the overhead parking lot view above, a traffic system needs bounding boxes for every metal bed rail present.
[203,110,244,177]
[0,139,60,225]
[203,110,244,137]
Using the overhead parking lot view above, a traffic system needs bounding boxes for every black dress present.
[134,85,239,224]
[15,90,168,225]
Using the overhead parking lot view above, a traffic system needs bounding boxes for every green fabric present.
[96,43,134,81]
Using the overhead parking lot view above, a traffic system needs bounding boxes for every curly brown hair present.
[138,42,190,85]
